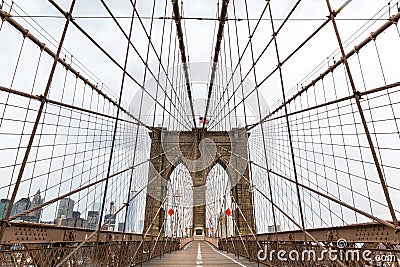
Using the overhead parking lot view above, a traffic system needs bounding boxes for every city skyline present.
[0,192,140,233]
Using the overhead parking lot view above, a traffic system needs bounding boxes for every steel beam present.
[1,222,143,244]
[203,0,230,129]
[171,0,197,128]
[254,222,400,243]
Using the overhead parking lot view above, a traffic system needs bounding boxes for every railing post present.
[247,235,250,262]
[160,237,163,259]
[140,241,143,267]
[236,238,239,259]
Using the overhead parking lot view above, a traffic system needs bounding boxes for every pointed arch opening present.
[206,163,234,237]
[165,163,193,237]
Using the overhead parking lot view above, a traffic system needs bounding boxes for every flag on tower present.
[199,116,209,125]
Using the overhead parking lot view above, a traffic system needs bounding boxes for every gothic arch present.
[144,128,254,236]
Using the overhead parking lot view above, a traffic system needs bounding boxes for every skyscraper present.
[0,199,10,219]
[11,198,31,221]
[56,198,75,219]
[87,210,99,229]
[118,222,125,232]
[28,190,43,222]
[104,201,116,231]
[126,190,138,233]
[72,211,81,219]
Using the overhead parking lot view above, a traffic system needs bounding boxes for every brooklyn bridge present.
[0,0,400,266]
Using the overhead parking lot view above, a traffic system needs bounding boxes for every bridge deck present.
[143,241,259,267]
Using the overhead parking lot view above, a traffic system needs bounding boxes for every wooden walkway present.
[143,241,260,267]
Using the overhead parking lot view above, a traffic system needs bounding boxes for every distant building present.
[87,210,99,230]
[104,214,116,231]
[72,211,81,219]
[138,219,144,233]
[118,222,125,232]
[28,190,43,222]
[267,225,281,233]
[60,217,88,228]
[56,198,75,219]
[0,192,43,222]
[110,201,115,215]
[11,198,31,221]
[104,201,116,231]
[0,199,10,219]
[126,190,138,233]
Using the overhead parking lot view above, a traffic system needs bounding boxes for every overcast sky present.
[2,0,397,111]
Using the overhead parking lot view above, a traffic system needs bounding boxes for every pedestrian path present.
[143,240,260,267]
